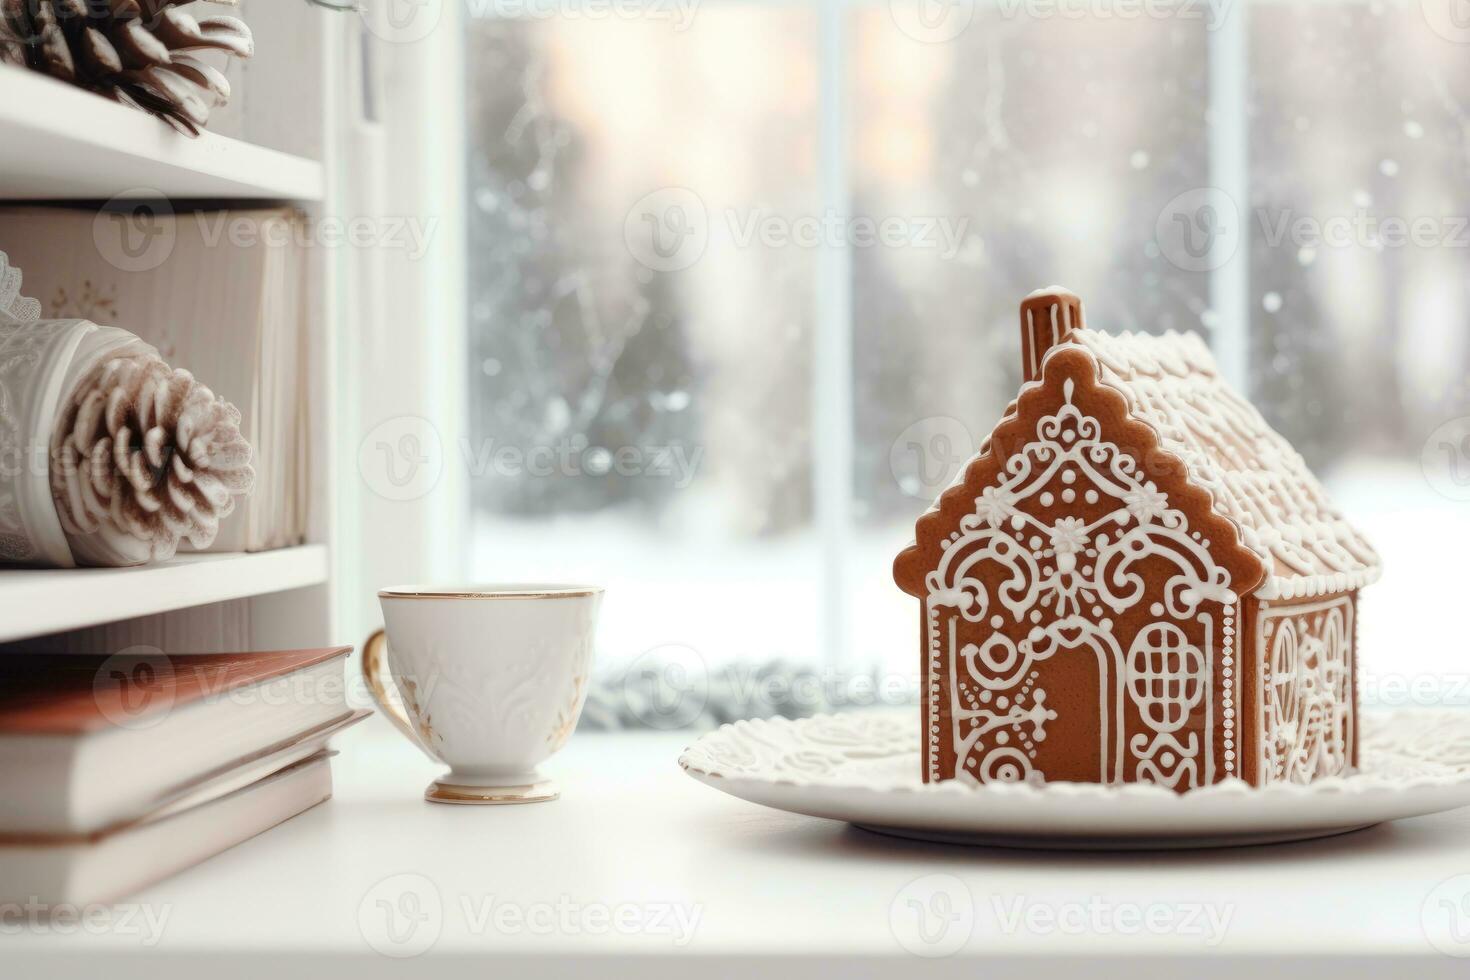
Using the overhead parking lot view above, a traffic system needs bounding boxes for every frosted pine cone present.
[50,354,254,563]
[1,0,254,136]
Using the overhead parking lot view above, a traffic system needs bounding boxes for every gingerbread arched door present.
[926,598,1125,785]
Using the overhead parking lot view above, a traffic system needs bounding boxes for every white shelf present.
[0,66,324,201]
[0,545,328,643]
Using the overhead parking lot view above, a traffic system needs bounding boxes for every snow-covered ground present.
[1332,461,1470,706]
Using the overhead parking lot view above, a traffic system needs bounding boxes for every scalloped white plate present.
[678,710,1470,849]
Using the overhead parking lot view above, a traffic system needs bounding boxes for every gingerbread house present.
[893,287,1381,791]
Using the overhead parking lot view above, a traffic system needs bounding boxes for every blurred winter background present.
[460,5,1470,727]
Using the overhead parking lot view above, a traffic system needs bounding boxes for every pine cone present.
[0,0,253,136]
[50,353,254,563]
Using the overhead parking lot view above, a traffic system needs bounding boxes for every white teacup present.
[363,584,602,804]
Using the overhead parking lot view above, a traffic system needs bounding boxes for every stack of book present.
[0,648,364,906]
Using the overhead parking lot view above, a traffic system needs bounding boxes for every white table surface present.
[6,712,1470,978]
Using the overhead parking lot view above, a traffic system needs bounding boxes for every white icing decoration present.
[1021,286,1082,381]
[0,252,42,326]
[930,331,1381,601]
[924,372,1234,788]
[1222,601,1239,777]
[1068,328,1381,601]
[1257,596,1354,784]
[1127,620,1210,789]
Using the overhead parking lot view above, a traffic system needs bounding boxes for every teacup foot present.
[425,777,559,805]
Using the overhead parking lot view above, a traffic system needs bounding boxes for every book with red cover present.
[0,647,355,836]
[0,647,366,907]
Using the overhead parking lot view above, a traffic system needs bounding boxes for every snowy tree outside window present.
[464,5,1470,711]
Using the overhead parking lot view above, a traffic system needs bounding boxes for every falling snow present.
[458,10,1470,679]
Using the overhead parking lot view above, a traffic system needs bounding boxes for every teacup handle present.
[362,629,434,756]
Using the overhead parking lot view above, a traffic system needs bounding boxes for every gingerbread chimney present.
[1020,286,1085,384]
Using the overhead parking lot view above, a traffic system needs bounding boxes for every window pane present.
[850,14,1212,671]
[465,14,821,669]
[1250,7,1470,690]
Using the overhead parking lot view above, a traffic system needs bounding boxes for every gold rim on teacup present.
[378,584,603,600]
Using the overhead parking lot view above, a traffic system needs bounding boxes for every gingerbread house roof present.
[1063,327,1381,600]
[905,289,1382,602]
[942,289,1381,603]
